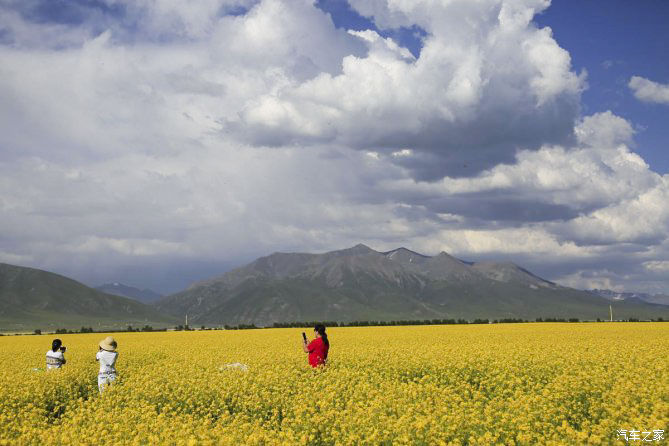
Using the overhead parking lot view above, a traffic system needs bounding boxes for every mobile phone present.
[302,332,307,342]
[60,346,66,352]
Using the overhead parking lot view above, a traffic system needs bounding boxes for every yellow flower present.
[0,323,667,444]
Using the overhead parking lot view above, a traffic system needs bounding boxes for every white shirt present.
[46,350,65,369]
[96,350,118,375]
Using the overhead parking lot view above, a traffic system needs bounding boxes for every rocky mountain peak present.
[346,243,376,254]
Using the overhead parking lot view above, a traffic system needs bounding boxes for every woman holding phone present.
[302,324,329,367]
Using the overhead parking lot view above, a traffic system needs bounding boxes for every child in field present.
[302,324,329,367]
[46,339,66,370]
[96,336,118,393]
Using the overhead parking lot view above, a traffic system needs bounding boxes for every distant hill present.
[95,283,163,304]
[589,289,669,306]
[155,244,669,325]
[0,263,176,331]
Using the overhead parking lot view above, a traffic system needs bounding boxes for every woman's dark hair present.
[314,324,329,347]
[51,339,62,352]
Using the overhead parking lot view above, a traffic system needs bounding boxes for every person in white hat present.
[96,336,118,393]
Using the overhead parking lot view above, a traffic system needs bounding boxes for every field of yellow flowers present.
[0,323,667,445]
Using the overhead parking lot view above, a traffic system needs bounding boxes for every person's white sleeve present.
[96,351,101,361]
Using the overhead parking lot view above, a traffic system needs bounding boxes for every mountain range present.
[588,289,669,306]
[95,283,163,304]
[155,244,669,325]
[0,263,175,331]
[3,245,669,330]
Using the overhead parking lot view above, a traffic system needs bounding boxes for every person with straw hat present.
[96,336,118,393]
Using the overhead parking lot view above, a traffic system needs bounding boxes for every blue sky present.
[535,0,669,173]
[1,0,669,295]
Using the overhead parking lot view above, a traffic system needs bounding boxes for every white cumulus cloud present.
[629,76,669,105]
[643,260,669,273]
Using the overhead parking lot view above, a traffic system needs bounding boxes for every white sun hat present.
[99,336,117,352]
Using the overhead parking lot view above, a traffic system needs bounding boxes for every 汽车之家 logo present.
[616,429,664,442]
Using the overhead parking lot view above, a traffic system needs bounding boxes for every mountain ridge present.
[589,289,669,306]
[95,283,163,304]
[0,263,176,330]
[155,245,669,325]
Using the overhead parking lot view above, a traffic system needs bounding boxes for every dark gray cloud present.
[428,195,579,223]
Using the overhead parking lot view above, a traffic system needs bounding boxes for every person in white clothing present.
[46,339,66,370]
[96,336,118,393]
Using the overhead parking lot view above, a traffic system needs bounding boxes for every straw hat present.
[99,336,117,352]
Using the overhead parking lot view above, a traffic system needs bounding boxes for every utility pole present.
[609,305,613,322]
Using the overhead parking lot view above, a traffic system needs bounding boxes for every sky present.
[1,0,668,295]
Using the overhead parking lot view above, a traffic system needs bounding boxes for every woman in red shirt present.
[302,324,329,367]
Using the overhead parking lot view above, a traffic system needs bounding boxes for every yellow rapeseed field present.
[0,323,667,445]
